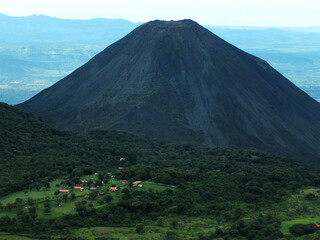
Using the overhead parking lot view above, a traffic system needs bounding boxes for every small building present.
[84,195,90,198]
[101,181,105,185]
[110,187,118,191]
[132,181,142,187]
[121,180,128,183]
[90,187,97,191]
[98,192,104,195]
[59,189,69,193]
[81,180,88,185]
[73,186,82,190]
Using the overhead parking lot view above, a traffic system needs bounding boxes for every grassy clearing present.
[281,217,320,235]
[301,188,320,195]
[71,217,216,240]
[0,174,177,223]
[0,234,36,240]
[143,182,177,192]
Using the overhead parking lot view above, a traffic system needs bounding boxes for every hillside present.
[2,103,320,239]
[17,20,320,167]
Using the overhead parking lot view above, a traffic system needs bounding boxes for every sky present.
[0,0,320,27]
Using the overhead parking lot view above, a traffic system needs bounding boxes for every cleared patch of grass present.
[70,216,216,240]
[142,182,177,192]
[0,234,36,240]
[281,217,320,235]
[302,188,320,195]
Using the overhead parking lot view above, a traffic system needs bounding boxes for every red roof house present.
[59,189,69,193]
[110,187,118,191]
[84,195,90,198]
[90,187,97,190]
[73,186,82,190]
[132,181,142,186]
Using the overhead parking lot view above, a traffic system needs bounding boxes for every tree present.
[28,206,37,221]
[70,193,76,200]
[43,201,51,215]
[56,197,62,206]
[171,219,178,229]
[103,194,113,203]
[157,216,164,226]
[88,179,94,188]
[62,193,68,202]
[305,193,316,200]
[135,223,144,233]
[90,191,97,200]
[33,182,42,191]
[166,231,176,239]
[15,198,23,207]
[27,197,34,205]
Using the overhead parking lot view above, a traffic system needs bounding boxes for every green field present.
[2,175,320,239]
[0,174,177,218]
[70,217,216,240]
[0,174,179,239]
[0,235,36,240]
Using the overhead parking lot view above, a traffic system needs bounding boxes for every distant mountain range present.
[18,20,320,167]
[0,13,319,104]
[0,13,141,45]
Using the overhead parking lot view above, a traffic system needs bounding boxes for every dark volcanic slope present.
[18,20,320,166]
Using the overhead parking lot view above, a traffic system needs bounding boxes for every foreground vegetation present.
[2,102,320,239]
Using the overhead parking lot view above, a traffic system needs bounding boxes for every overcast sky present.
[1,0,320,27]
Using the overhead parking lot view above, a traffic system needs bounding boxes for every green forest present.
[2,102,320,239]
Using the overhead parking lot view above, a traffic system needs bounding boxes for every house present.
[81,180,88,185]
[84,195,90,198]
[73,186,82,190]
[98,192,104,195]
[110,187,118,191]
[59,189,69,193]
[101,181,105,185]
[121,180,128,183]
[132,181,142,187]
[90,187,97,191]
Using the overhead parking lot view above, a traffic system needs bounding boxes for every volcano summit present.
[18,20,320,166]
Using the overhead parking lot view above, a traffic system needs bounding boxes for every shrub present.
[289,223,317,236]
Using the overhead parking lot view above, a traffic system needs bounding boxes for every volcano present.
[17,20,320,166]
